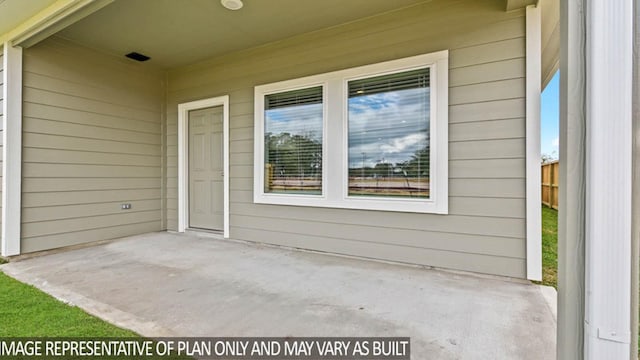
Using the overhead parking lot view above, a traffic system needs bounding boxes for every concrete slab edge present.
[4,233,167,263]
[1,266,175,338]
[174,230,532,285]
[10,230,531,286]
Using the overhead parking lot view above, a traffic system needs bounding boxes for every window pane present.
[264,87,323,195]
[348,68,430,198]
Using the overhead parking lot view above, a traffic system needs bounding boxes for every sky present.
[541,72,560,159]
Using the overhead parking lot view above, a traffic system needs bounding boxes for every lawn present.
[0,271,138,337]
[541,206,558,288]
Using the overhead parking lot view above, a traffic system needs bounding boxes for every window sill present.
[253,195,448,214]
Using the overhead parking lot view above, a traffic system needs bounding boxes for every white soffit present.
[56,0,431,69]
[0,0,58,36]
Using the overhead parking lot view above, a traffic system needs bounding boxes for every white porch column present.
[583,0,634,358]
[559,0,635,358]
[631,0,640,358]
[1,43,22,257]
[558,0,587,358]
[525,4,542,281]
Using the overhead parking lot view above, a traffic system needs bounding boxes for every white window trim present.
[253,80,330,207]
[178,95,230,238]
[254,51,448,214]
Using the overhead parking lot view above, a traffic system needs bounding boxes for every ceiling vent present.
[125,52,150,62]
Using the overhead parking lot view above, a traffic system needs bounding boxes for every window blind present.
[264,86,323,195]
[347,68,430,198]
[266,86,323,109]
[348,68,430,98]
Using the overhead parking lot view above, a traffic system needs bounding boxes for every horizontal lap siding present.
[167,0,528,277]
[21,37,165,253]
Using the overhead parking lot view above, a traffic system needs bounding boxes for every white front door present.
[189,106,224,230]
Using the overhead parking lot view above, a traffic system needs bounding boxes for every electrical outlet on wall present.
[121,203,132,210]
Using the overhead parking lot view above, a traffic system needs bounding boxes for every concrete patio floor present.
[1,232,556,359]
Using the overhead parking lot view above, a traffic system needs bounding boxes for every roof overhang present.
[540,0,560,88]
[49,0,431,69]
[507,0,559,88]
[0,0,560,87]
[0,0,113,47]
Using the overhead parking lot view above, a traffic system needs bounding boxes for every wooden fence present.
[541,161,559,209]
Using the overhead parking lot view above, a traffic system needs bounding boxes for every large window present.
[264,87,323,195]
[254,50,448,213]
[347,68,431,199]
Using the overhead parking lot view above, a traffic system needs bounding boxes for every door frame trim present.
[177,95,229,238]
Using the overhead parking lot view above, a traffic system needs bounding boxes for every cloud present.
[265,103,323,141]
[552,137,559,148]
[380,133,427,154]
[348,88,429,167]
[264,87,431,168]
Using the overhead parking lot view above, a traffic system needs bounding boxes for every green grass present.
[0,271,138,337]
[0,272,196,359]
[540,206,558,288]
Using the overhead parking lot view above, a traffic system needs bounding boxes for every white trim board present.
[177,96,230,238]
[526,5,543,281]
[583,0,633,357]
[1,43,23,257]
[0,0,113,47]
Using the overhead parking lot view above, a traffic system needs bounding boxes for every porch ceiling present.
[0,0,57,36]
[54,0,432,69]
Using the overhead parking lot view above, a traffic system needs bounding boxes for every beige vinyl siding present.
[21,37,164,253]
[0,50,4,236]
[167,0,528,277]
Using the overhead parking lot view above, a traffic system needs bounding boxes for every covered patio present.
[0,0,637,358]
[1,233,556,359]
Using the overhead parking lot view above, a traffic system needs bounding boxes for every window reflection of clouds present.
[348,88,430,168]
[265,103,323,141]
